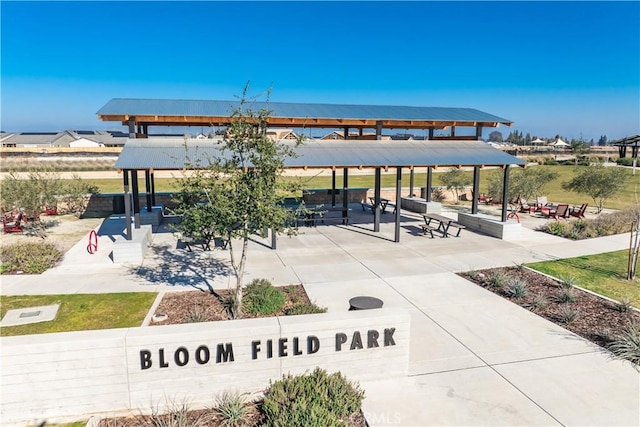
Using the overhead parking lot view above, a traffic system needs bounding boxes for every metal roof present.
[114,138,526,170]
[97,98,513,129]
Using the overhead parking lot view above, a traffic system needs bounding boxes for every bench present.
[448,222,466,237]
[180,232,229,251]
[420,224,436,238]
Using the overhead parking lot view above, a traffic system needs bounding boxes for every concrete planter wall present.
[1,308,410,426]
[457,212,522,240]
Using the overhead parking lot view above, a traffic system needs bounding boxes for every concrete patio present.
[1,205,638,426]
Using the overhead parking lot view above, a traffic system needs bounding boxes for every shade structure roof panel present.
[97,98,512,126]
[114,138,526,170]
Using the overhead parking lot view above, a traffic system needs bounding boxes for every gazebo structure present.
[611,135,640,159]
[98,99,524,246]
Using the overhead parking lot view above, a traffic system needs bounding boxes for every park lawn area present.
[83,178,180,194]
[0,292,157,337]
[526,249,640,307]
[82,165,640,210]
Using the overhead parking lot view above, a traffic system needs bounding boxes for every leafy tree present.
[486,166,558,203]
[488,131,503,142]
[598,135,608,146]
[172,85,301,319]
[570,140,591,164]
[440,168,472,202]
[59,175,100,217]
[562,164,629,213]
[0,170,63,218]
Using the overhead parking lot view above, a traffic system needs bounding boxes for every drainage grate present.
[19,311,42,318]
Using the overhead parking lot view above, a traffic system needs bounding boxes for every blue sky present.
[1,1,639,141]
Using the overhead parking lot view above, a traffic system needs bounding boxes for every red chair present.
[569,203,588,219]
[3,212,23,233]
[542,204,569,220]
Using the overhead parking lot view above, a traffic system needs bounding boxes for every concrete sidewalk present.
[1,209,638,426]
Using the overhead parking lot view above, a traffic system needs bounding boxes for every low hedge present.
[262,368,365,426]
[538,206,640,240]
[0,241,63,274]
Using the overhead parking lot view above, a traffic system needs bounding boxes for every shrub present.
[507,278,528,299]
[544,221,569,236]
[557,275,577,290]
[186,304,208,323]
[559,305,579,325]
[212,391,250,427]
[527,293,548,312]
[487,270,507,289]
[242,279,286,315]
[0,241,63,274]
[285,302,328,315]
[145,399,194,427]
[616,157,635,166]
[431,187,447,202]
[262,368,365,427]
[616,297,634,314]
[59,174,100,217]
[607,322,640,369]
[558,287,577,303]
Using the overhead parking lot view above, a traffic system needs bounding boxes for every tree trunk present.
[628,221,639,280]
[226,233,249,319]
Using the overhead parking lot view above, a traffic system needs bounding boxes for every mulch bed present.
[150,284,311,325]
[458,267,640,348]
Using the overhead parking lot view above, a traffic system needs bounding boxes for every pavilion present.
[611,135,640,159]
[98,99,525,244]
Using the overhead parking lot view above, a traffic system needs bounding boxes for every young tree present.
[0,170,63,218]
[488,131,503,142]
[562,164,629,213]
[570,140,590,164]
[440,168,472,203]
[486,166,557,203]
[173,85,301,319]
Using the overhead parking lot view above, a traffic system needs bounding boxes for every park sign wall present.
[1,309,410,425]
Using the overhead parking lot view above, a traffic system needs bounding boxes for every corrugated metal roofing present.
[114,138,526,170]
[98,98,512,124]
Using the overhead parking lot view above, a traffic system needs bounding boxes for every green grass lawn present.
[527,250,640,307]
[83,165,639,210]
[0,293,157,336]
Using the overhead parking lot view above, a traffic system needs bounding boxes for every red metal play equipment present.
[87,230,98,254]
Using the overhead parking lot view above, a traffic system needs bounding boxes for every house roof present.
[114,137,526,170]
[97,98,513,130]
[0,130,130,147]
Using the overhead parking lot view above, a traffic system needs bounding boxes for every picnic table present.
[421,213,466,238]
[368,197,391,214]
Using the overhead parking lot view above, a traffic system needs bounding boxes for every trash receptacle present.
[112,195,125,214]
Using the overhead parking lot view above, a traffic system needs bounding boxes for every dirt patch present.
[97,404,368,427]
[459,267,640,349]
[150,285,312,324]
[0,214,104,254]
